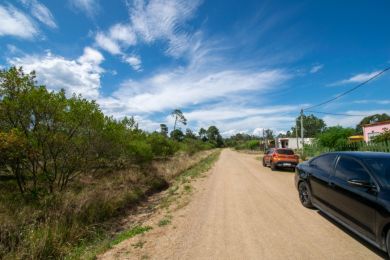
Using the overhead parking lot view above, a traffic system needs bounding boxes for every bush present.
[147,133,178,158]
[317,126,355,150]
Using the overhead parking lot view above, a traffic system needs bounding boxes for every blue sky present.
[1,0,390,136]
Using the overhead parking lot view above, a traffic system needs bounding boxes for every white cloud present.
[69,0,100,17]
[99,68,289,117]
[353,99,390,105]
[20,0,57,28]
[95,32,122,55]
[330,70,381,86]
[109,23,137,45]
[123,55,142,71]
[78,46,104,65]
[184,105,296,122]
[9,48,104,99]
[310,64,323,73]
[129,0,201,57]
[322,109,390,128]
[0,4,38,39]
[94,0,202,63]
[183,106,298,136]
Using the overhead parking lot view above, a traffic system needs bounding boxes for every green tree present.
[264,129,274,139]
[198,127,207,141]
[317,126,355,149]
[185,128,197,139]
[0,67,107,193]
[170,129,184,141]
[291,114,326,137]
[356,113,390,133]
[373,128,390,143]
[171,109,187,130]
[206,126,223,147]
[160,124,168,137]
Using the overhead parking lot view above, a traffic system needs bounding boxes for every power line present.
[305,110,367,117]
[303,66,390,111]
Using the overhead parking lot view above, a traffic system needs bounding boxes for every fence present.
[300,141,390,159]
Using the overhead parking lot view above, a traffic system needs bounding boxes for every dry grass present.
[0,150,214,259]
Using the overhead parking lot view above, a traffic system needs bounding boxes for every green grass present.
[110,226,152,247]
[66,226,152,259]
[180,150,221,180]
[158,215,172,227]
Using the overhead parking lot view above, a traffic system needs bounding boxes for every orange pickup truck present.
[262,148,299,171]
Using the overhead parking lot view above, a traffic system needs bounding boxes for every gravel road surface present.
[100,149,385,259]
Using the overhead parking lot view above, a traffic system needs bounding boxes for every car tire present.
[271,162,277,171]
[262,159,266,167]
[386,230,390,258]
[298,182,314,208]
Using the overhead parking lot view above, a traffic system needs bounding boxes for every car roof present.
[322,151,390,159]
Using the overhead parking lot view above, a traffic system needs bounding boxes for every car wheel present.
[298,182,313,208]
[271,162,277,171]
[386,230,390,258]
[262,158,266,167]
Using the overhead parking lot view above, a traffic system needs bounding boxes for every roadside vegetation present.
[279,113,390,158]
[0,67,223,259]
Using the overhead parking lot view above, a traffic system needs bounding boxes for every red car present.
[262,148,299,171]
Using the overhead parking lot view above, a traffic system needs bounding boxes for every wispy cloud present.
[353,99,390,105]
[94,0,202,68]
[123,55,142,71]
[20,0,57,28]
[99,68,289,117]
[9,47,104,99]
[322,109,390,128]
[69,0,100,18]
[330,70,380,86]
[0,4,38,39]
[310,64,323,73]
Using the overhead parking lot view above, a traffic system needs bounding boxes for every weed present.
[158,215,172,227]
[110,226,152,247]
[132,240,146,249]
[184,185,192,193]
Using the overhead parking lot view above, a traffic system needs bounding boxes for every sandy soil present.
[99,149,385,260]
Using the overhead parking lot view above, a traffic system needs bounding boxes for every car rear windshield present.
[277,149,294,155]
[364,158,390,187]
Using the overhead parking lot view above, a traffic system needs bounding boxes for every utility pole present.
[300,109,304,154]
[295,119,299,149]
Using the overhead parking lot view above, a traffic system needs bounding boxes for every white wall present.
[276,138,315,149]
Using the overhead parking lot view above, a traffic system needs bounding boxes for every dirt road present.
[101,149,385,259]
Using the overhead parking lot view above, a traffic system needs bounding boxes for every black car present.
[295,152,390,256]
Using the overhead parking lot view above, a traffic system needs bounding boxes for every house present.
[275,137,314,150]
[362,120,390,142]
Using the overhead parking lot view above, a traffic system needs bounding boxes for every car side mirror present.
[347,179,376,189]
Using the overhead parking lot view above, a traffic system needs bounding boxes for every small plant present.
[132,240,146,249]
[110,226,152,247]
[184,185,192,193]
[158,216,172,227]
